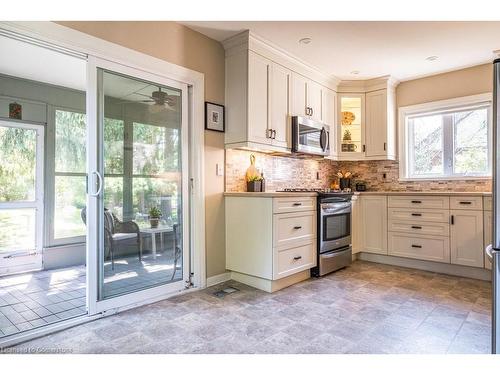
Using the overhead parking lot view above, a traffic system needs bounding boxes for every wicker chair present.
[81,207,142,270]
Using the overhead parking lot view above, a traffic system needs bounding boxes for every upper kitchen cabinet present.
[223,31,338,153]
[334,76,398,161]
[291,73,323,122]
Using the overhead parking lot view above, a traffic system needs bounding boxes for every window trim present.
[398,93,493,181]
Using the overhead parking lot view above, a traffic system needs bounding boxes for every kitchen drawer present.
[388,220,449,237]
[484,196,492,211]
[450,196,483,210]
[273,196,316,214]
[388,195,449,210]
[388,232,450,263]
[388,208,449,223]
[273,211,316,248]
[274,242,316,279]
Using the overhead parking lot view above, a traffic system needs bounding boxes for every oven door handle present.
[321,207,351,216]
[321,248,351,258]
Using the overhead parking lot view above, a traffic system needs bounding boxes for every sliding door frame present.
[86,56,190,314]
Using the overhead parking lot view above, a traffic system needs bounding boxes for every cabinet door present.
[291,72,307,117]
[270,63,291,149]
[307,80,323,121]
[351,195,362,254]
[484,210,492,270]
[322,88,337,157]
[361,196,388,254]
[450,210,484,268]
[248,51,271,145]
[338,93,365,158]
[365,89,387,157]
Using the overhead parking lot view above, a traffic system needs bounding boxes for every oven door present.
[320,202,351,253]
[292,116,329,156]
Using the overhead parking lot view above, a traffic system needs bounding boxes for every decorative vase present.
[247,181,262,192]
[339,178,351,191]
[150,218,159,228]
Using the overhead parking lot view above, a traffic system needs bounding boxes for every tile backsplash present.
[225,150,492,193]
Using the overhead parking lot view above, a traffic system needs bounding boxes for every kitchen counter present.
[224,191,318,197]
[355,191,491,196]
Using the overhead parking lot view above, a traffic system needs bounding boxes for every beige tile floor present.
[8,261,492,354]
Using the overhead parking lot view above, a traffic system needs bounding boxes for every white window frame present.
[398,93,493,181]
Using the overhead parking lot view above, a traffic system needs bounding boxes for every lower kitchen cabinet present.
[225,194,317,292]
[360,195,387,255]
[388,232,450,263]
[351,194,362,254]
[450,210,484,268]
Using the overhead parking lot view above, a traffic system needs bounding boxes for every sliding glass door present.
[0,120,44,275]
[86,57,189,313]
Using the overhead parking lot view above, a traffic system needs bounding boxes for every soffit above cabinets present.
[182,21,500,82]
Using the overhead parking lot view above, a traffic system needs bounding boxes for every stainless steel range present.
[277,189,353,276]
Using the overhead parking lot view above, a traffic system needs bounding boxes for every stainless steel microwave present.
[291,116,330,156]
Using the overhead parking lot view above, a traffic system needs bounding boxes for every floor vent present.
[213,287,239,298]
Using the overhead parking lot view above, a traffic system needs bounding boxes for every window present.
[400,94,492,180]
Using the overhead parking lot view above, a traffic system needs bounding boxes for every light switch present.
[216,163,224,176]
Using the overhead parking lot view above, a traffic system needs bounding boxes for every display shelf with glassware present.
[339,94,364,157]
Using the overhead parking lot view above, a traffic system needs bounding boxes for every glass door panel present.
[340,95,363,155]
[0,121,43,275]
[96,68,186,301]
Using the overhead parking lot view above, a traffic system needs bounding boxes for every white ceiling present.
[0,35,86,90]
[182,21,500,81]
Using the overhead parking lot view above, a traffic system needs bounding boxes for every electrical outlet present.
[216,163,224,176]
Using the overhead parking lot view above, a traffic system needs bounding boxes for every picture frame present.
[205,102,225,132]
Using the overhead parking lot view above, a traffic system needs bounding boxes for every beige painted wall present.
[57,21,227,277]
[397,63,493,107]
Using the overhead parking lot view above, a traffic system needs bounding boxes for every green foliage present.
[247,175,263,182]
[149,206,162,218]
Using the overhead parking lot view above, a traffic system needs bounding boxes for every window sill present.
[399,176,492,182]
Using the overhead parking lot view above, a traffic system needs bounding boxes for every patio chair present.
[81,207,142,270]
[171,223,182,281]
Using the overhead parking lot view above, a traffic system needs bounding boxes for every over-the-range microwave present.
[291,116,330,156]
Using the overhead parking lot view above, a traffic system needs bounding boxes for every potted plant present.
[149,206,162,228]
[247,175,263,192]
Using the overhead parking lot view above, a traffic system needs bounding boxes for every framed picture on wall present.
[205,102,225,132]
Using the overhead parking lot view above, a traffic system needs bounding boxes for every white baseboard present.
[206,272,232,287]
[358,252,492,281]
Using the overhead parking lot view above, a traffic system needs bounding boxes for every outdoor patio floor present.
[0,250,179,339]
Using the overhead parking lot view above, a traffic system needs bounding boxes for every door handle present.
[451,215,454,225]
[90,171,103,197]
[272,129,277,139]
[292,202,302,206]
[411,200,422,204]
[319,127,327,151]
[411,213,422,217]
[362,144,366,152]
[459,201,472,205]
[293,256,302,261]
[411,244,422,248]
[411,226,422,229]
[383,142,386,151]
[293,226,302,230]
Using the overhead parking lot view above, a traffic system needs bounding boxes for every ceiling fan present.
[117,87,178,112]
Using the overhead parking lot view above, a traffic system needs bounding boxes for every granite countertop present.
[356,191,492,196]
[224,191,318,197]
[224,191,492,197]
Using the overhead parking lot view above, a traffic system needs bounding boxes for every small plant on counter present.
[246,174,263,192]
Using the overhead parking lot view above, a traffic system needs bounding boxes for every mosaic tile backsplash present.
[225,150,492,193]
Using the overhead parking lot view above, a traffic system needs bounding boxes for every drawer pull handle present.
[411,226,422,229]
[411,200,422,204]
[459,201,472,205]
[451,215,454,225]
[293,256,302,261]
[411,213,422,216]
[293,226,302,230]
[411,244,422,248]
[292,202,302,206]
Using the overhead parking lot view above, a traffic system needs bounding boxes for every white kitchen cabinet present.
[270,62,291,149]
[247,51,272,146]
[335,77,397,161]
[484,209,492,270]
[360,195,388,255]
[226,195,317,292]
[226,49,293,152]
[351,194,362,254]
[291,72,324,122]
[450,210,484,268]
